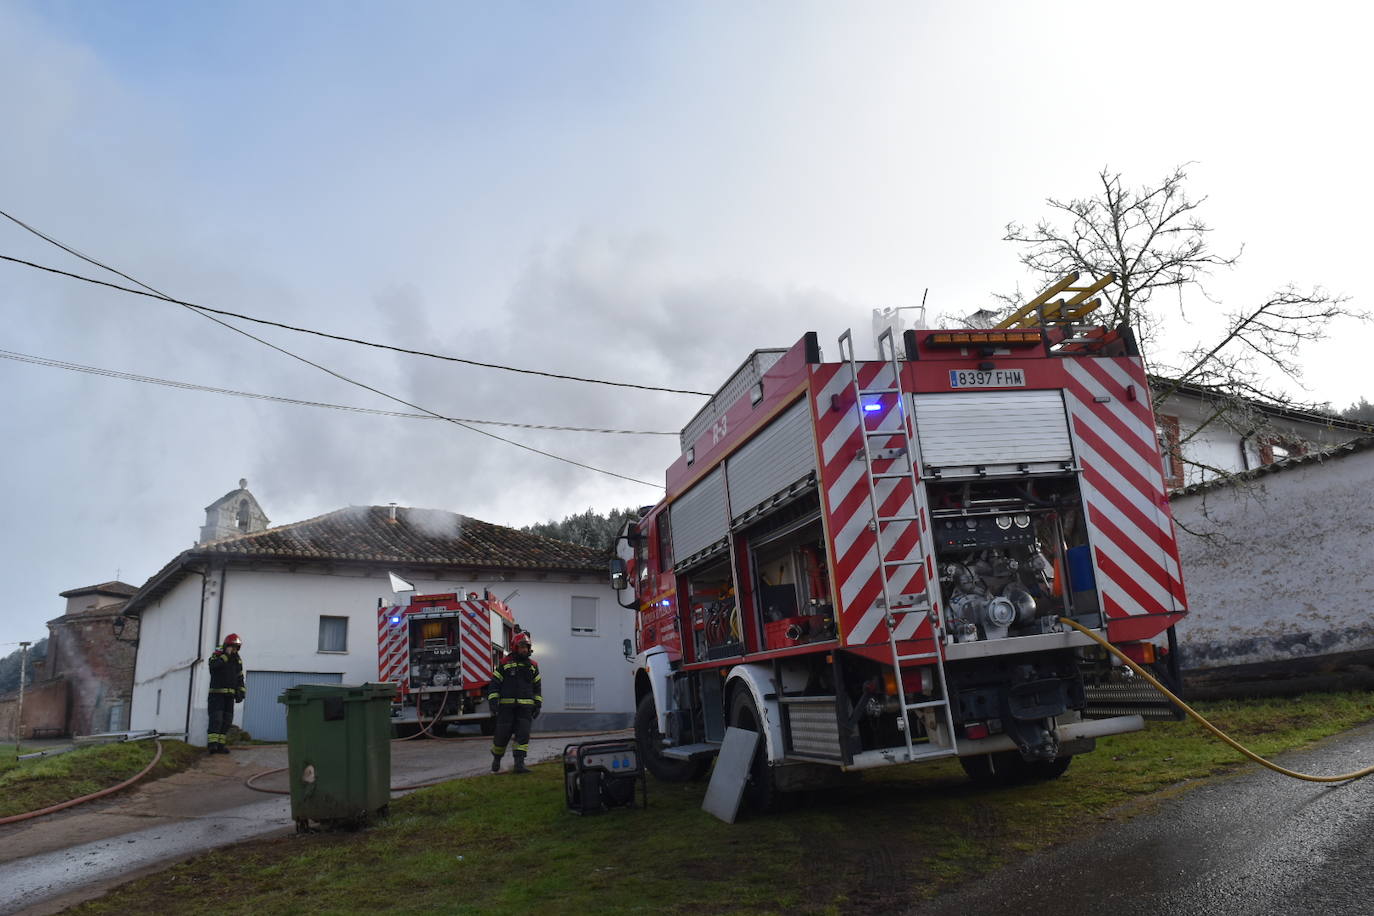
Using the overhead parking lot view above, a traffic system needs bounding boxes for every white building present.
[1154,380,1370,491]
[124,489,630,744]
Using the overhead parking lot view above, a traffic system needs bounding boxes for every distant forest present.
[521,507,640,552]
[0,638,47,694]
[1338,398,1374,424]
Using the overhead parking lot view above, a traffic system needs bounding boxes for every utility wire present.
[0,251,710,396]
[0,210,664,488]
[0,348,679,436]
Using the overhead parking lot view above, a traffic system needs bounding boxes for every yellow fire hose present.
[1059,617,1374,783]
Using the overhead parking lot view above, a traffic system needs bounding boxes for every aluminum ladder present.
[838,327,958,763]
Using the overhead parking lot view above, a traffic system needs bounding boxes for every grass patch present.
[68,691,1374,915]
[0,739,201,817]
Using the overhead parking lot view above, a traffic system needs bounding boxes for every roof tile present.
[195,505,608,571]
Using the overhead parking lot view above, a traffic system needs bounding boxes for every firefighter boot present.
[513,754,530,774]
[490,754,502,773]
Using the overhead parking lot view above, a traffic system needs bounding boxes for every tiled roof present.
[195,505,608,569]
[126,506,609,614]
[58,581,139,599]
[1170,435,1374,499]
[1150,376,1374,433]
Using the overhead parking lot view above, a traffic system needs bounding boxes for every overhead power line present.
[0,348,679,436]
[0,251,710,397]
[0,209,664,488]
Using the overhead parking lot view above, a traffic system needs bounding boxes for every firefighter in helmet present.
[487,631,541,773]
[207,633,245,754]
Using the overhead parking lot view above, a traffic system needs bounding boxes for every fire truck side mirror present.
[609,557,628,591]
[623,638,634,660]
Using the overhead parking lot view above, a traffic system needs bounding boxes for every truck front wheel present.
[635,695,708,782]
[728,687,781,813]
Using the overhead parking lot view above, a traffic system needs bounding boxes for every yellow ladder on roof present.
[995,272,1116,329]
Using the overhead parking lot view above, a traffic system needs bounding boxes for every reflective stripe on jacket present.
[486,654,541,705]
[208,647,245,693]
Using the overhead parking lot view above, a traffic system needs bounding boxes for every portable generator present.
[563,739,646,815]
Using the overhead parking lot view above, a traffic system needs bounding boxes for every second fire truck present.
[378,590,520,735]
[612,273,1187,810]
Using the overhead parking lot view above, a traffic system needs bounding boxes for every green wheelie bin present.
[279,682,394,831]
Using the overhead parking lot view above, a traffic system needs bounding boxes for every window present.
[565,677,595,710]
[571,596,598,636]
[656,510,672,573]
[318,616,348,652]
[1156,415,1184,490]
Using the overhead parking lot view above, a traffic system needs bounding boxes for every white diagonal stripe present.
[847,604,884,644]
[1074,439,1181,581]
[1080,482,1179,614]
[1065,397,1167,491]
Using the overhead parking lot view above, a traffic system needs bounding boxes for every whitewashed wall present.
[131,564,632,744]
[130,572,212,741]
[1171,447,1374,671]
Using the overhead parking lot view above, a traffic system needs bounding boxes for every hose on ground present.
[1060,617,1374,783]
[0,739,166,824]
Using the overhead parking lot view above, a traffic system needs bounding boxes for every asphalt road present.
[0,730,628,916]
[905,720,1374,916]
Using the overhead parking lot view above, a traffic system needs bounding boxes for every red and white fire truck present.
[611,273,1187,810]
[377,590,519,735]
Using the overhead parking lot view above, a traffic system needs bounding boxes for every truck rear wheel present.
[960,751,1072,786]
[728,687,781,813]
[635,695,708,782]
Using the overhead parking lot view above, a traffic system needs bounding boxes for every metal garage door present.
[913,390,1074,477]
[242,670,343,741]
[727,398,816,521]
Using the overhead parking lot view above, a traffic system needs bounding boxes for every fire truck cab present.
[612,274,1187,809]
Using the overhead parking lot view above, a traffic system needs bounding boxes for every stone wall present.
[45,610,138,736]
[1171,445,1374,694]
[0,678,69,740]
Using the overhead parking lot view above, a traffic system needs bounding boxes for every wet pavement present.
[904,720,1374,916]
[0,730,628,915]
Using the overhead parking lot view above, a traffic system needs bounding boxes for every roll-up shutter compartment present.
[726,399,817,522]
[913,390,1074,478]
[671,467,728,564]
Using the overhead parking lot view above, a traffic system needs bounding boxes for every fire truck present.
[377,590,519,735]
[611,273,1187,810]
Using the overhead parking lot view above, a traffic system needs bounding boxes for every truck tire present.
[635,694,708,782]
[1029,755,1072,780]
[728,687,782,813]
[960,751,1072,786]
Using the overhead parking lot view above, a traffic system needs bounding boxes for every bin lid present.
[278,682,398,705]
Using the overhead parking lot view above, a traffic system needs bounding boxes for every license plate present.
[949,368,1026,388]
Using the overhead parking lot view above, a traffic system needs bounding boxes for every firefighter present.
[487,632,541,773]
[207,633,245,754]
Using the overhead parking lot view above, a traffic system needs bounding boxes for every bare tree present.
[1004,165,1240,350]
[1003,166,1363,483]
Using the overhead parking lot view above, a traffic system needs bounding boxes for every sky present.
[2,0,1371,651]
